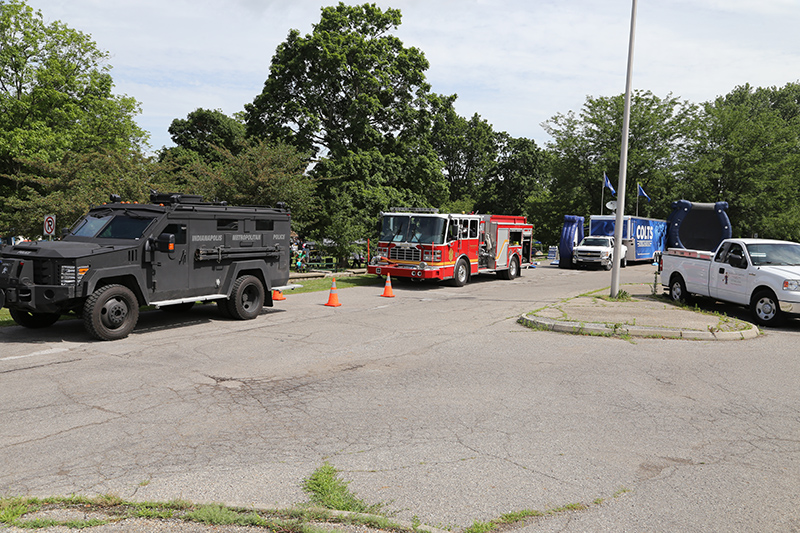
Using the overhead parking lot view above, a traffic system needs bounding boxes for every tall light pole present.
[610,0,638,298]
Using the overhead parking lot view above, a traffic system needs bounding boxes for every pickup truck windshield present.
[380,215,447,244]
[72,213,156,240]
[580,237,611,247]
[746,242,800,266]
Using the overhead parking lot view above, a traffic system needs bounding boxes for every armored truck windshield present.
[71,211,156,240]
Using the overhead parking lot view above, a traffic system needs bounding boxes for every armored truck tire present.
[83,284,140,341]
[451,258,469,287]
[226,275,265,320]
[9,309,61,329]
[751,289,785,327]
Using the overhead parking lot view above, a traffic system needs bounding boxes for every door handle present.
[719,268,725,274]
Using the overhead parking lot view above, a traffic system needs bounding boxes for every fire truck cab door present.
[496,227,509,268]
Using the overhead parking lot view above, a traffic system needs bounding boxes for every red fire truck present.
[367,208,534,285]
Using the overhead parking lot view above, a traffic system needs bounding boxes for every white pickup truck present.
[573,236,627,270]
[659,238,800,326]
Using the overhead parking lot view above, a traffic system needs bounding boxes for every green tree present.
[0,0,147,235]
[428,95,497,205]
[477,134,549,216]
[543,90,699,224]
[684,83,800,240]
[162,108,246,164]
[245,2,430,159]
[244,2,449,249]
[153,140,317,235]
[2,150,153,237]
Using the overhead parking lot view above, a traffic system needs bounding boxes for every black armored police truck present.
[0,192,292,340]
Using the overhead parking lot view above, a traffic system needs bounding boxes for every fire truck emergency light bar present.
[386,207,440,213]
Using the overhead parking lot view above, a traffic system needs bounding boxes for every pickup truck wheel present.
[9,309,60,329]
[604,257,612,271]
[451,258,469,287]
[751,289,785,327]
[669,275,690,304]
[83,284,139,341]
[226,275,264,320]
[621,257,627,268]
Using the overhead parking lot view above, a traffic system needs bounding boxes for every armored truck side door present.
[148,221,190,301]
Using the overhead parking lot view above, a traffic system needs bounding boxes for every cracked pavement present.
[1,264,799,531]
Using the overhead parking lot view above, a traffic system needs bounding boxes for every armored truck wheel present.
[226,275,265,320]
[83,284,140,341]
[9,309,60,329]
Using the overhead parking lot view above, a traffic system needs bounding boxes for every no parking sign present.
[44,214,56,236]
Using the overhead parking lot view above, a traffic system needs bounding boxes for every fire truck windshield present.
[380,215,447,244]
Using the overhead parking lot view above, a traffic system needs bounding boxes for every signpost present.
[44,214,56,239]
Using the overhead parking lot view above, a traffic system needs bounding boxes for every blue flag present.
[603,172,616,195]
[637,183,651,201]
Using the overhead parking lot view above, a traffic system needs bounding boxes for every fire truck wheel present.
[83,284,140,341]
[452,258,469,287]
[9,309,61,329]
[502,256,520,280]
[227,275,264,320]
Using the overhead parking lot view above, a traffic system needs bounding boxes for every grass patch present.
[463,487,632,533]
[302,462,384,515]
[287,275,383,295]
[0,489,395,532]
[0,307,15,327]
[184,504,268,527]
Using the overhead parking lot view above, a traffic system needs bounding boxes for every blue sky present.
[27,0,800,153]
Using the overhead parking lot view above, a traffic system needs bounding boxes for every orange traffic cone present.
[272,289,286,301]
[324,278,342,307]
[381,274,395,298]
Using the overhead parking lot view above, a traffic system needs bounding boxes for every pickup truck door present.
[709,242,750,304]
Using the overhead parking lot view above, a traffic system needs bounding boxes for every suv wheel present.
[84,284,139,341]
[227,275,265,320]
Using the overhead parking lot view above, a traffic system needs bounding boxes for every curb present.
[517,315,760,341]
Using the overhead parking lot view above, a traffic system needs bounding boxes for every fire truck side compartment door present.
[496,227,510,267]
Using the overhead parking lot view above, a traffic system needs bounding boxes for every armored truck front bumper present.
[0,257,85,314]
[0,284,80,314]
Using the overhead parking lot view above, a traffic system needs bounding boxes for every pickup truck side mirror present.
[154,233,176,253]
[728,253,747,269]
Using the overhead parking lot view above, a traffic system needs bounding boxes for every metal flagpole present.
[610,0,638,298]
[601,178,605,215]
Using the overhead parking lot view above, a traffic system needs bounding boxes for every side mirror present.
[728,253,746,269]
[154,233,175,253]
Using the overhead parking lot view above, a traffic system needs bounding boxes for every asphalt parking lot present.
[2,263,799,531]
